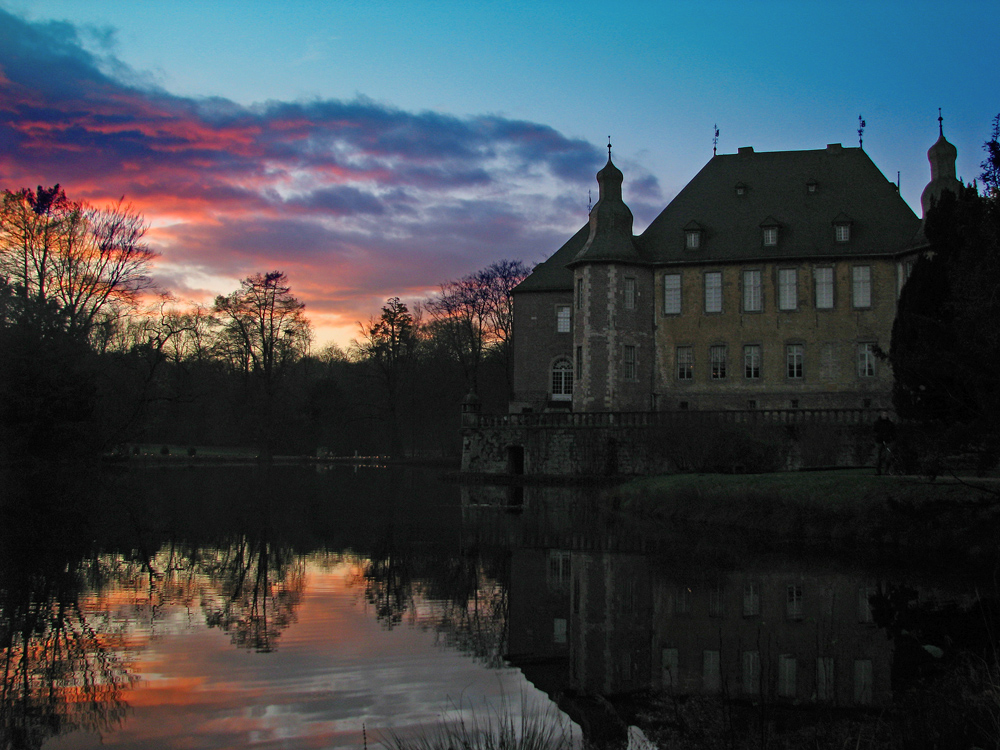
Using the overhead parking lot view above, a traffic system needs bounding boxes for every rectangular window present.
[710,345,727,380]
[743,345,761,379]
[623,345,636,380]
[556,305,571,333]
[854,660,873,704]
[553,618,567,644]
[742,269,762,312]
[858,586,876,623]
[576,277,584,310]
[742,651,760,695]
[704,272,722,313]
[778,654,797,698]
[814,267,834,309]
[623,278,636,310]
[575,346,582,381]
[662,648,679,690]
[786,344,804,379]
[663,274,682,314]
[763,227,778,246]
[686,230,700,249]
[817,657,835,702]
[786,584,804,620]
[858,342,876,377]
[676,346,693,380]
[852,266,872,308]
[547,550,571,586]
[703,650,721,693]
[778,268,797,310]
[709,584,724,617]
[743,582,760,616]
[835,224,851,242]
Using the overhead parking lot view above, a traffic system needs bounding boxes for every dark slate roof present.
[512,223,588,293]
[637,144,921,263]
[568,156,642,266]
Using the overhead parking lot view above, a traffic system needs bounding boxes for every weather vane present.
[607,136,612,159]
[938,107,943,136]
[858,115,866,148]
[713,124,719,156]
[588,189,592,214]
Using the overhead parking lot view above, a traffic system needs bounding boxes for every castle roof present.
[638,144,921,264]
[515,143,922,293]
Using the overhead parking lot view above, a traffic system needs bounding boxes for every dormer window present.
[735,182,747,196]
[833,212,853,243]
[684,220,703,250]
[760,217,780,247]
[806,179,818,194]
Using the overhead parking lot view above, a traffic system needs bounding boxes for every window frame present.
[857,342,877,378]
[685,230,701,250]
[575,277,584,311]
[743,344,761,379]
[742,269,763,312]
[676,345,693,381]
[622,344,637,381]
[556,304,571,333]
[777,268,798,311]
[786,343,804,379]
[550,359,574,401]
[704,271,723,314]
[623,277,637,310]
[710,344,727,380]
[763,226,778,247]
[835,223,851,243]
[852,265,872,309]
[663,273,682,315]
[814,266,834,310]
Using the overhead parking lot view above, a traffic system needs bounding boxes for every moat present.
[1,465,996,749]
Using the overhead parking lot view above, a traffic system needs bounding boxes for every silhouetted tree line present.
[0,183,529,462]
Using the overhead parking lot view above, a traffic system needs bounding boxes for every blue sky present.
[1,0,996,344]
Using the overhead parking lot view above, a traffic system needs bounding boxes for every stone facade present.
[509,133,964,415]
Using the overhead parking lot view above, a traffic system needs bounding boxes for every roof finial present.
[607,135,612,160]
[587,189,592,214]
[713,124,719,156]
[858,115,866,148]
[938,107,943,137]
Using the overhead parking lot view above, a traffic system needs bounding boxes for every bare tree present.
[213,272,312,457]
[424,259,530,392]
[352,297,418,458]
[0,187,156,338]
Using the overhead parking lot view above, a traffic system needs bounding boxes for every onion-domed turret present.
[569,143,640,266]
[920,111,962,216]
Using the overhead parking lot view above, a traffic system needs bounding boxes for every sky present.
[1,0,997,347]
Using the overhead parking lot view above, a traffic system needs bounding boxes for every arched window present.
[551,359,573,401]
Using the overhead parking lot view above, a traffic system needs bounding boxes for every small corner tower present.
[920,110,962,217]
[567,142,653,412]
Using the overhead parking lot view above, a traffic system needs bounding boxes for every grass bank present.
[606,469,1000,561]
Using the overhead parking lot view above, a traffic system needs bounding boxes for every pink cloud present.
[0,7,660,345]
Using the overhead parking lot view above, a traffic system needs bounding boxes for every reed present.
[378,694,577,750]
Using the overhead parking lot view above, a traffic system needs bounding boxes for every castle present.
[509,126,961,415]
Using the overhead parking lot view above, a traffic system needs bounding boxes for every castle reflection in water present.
[461,483,977,712]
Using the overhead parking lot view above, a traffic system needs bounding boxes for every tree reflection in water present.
[0,500,137,749]
[352,538,510,668]
[199,536,305,653]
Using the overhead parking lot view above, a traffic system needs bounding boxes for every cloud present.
[0,7,657,343]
